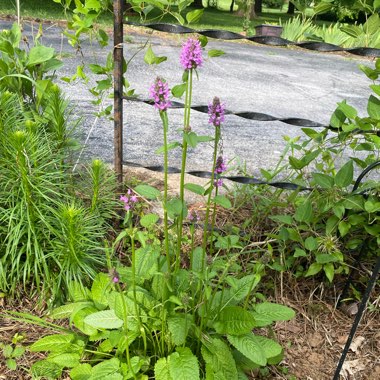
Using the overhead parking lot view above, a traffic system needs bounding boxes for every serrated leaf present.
[49,302,93,320]
[84,310,123,329]
[252,335,282,359]
[29,334,75,352]
[227,275,260,302]
[171,83,187,98]
[213,195,231,209]
[91,273,111,309]
[70,363,93,380]
[184,183,205,195]
[214,306,256,335]
[335,161,353,188]
[254,303,295,322]
[168,347,200,380]
[31,359,63,378]
[227,334,266,367]
[208,49,225,57]
[155,357,173,380]
[91,358,121,379]
[168,315,192,346]
[368,95,380,119]
[135,184,161,200]
[202,338,238,380]
[47,353,80,368]
[135,246,160,283]
[140,213,159,228]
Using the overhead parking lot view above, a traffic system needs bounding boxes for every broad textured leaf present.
[335,161,353,188]
[214,306,256,335]
[155,357,173,380]
[135,246,160,282]
[171,83,187,98]
[202,337,238,380]
[47,353,80,368]
[254,303,295,322]
[368,95,380,119]
[269,215,293,225]
[91,358,121,379]
[305,262,323,277]
[186,9,204,24]
[227,334,266,367]
[72,306,98,336]
[168,347,200,380]
[31,359,62,378]
[305,236,318,251]
[168,315,191,346]
[28,46,55,66]
[29,334,75,352]
[337,101,357,119]
[91,273,111,308]
[251,336,282,359]
[213,195,231,209]
[49,302,93,320]
[135,184,161,200]
[324,263,335,282]
[312,173,334,189]
[140,213,159,228]
[208,49,225,57]
[84,310,123,329]
[70,363,93,380]
[294,199,313,223]
[227,275,260,302]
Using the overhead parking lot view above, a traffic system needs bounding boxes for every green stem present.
[176,69,193,270]
[160,111,171,274]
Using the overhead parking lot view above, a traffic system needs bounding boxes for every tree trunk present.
[287,1,295,14]
[254,0,262,15]
[193,0,204,8]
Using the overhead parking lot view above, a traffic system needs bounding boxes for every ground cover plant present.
[0,2,379,380]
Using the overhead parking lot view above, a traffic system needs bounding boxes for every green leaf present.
[305,263,322,277]
[198,35,208,47]
[171,83,187,98]
[29,334,75,352]
[227,275,260,302]
[168,315,192,346]
[370,84,380,96]
[324,263,335,282]
[31,359,63,378]
[70,363,93,380]
[6,358,17,370]
[338,221,351,237]
[84,310,123,329]
[208,49,225,57]
[202,338,238,380]
[47,353,80,368]
[49,302,93,320]
[91,273,111,309]
[135,246,160,283]
[252,336,282,360]
[144,45,167,65]
[335,161,353,188]
[135,184,161,200]
[314,2,333,14]
[184,183,205,195]
[294,199,313,223]
[294,248,307,257]
[312,173,334,189]
[269,215,293,225]
[337,100,357,119]
[168,347,200,380]
[140,213,159,228]
[367,95,380,119]
[227,334,266,367]
[254,303,295,322]
[214,306,256,335]
[166,198,184,218]
[364,200,380,213]
[213,195,232,209]
[91,358,121,379]
[375,0,380,10]
[360,65,379,81]
[316,254,339,264]
[305,236,318,251]
[28,46,55,66]
[186,9,204,24]
[184,131,199,148]
[155,357,173,380]
[155,142,181,154]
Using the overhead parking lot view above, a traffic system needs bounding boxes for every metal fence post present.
[114,0,123,184]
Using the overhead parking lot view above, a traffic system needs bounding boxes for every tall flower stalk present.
[149,77,171,271]
[176,38,203,269]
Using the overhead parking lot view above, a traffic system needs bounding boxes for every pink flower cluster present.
[214,156,227,188]
[120,189,138,211]
[149,77,171,111]
[180,38,203,70]
[208,97,225,127]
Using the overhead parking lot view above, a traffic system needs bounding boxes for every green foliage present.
[280,16,317,42]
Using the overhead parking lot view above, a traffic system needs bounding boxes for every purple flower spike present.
[120,189,139,211]
[180,38,203,70]
[149,77,171,111]
[208,97,225,127]
[215,156,227,175]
